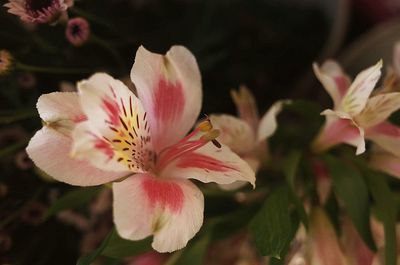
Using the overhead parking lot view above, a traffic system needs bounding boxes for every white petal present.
[341,60,382,116]
[73,73,153,172]
[113,174,204,253]
[26,126,125,186]
[257,100,290,142]
[209,114,255,154]
[356,92,400,128]
[312,113,365,155]
[313,61,351,109]
[130,46,202,152]
[36,92,86,135]
[161,143,256,187]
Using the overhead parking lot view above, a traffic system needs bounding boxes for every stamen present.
[197,119,213,132]
[200,129,220,141]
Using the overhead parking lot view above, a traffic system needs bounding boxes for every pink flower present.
[26,46,255,252]
[65,17,90,46]
[311,60,400,156]
[4,0,71,24]
[209,86,289,190]
[286,208,348,265]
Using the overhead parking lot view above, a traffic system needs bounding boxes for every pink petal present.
[160,143,255,187]
[356,92,400,128]
[312,114,365,155]
[130,46,202,152]
[369,148,400,179]
[313,60,351,109]
[209,114,256,154]
[231,86,260,131]
[366,122,400,157]
[73,73,153,172]
[112,174,204,253]
[308,207,348,265]
[341,60,382,116]
[342,218,374,265]
[26,126,125,186]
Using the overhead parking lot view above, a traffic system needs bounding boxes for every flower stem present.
[0,138,30,159]
[90,35,125,72]
[15,62,92,75]
[0,109,37,124]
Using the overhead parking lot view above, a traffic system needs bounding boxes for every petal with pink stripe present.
[130,46,202,153]
[160,143,255,187]
[72,73,154,172]
[113,174,204,253]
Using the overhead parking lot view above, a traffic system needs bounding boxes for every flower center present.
[71,24,81,37]
[26,0,54,12]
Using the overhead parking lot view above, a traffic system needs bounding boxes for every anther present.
[201,129,220,141]
[197,119,213,132]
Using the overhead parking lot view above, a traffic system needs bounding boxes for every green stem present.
[0,138,30,159]
[90,35,125,72]
[15,62,92,75]
[70,7,115,33]
[0,109,37,124]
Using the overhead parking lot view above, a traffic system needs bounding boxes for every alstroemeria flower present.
[209,86,289,189]
[26,46,255,252]
[311,60,400,156]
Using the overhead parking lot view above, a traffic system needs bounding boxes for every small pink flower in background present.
[26,45,255,252]
[369,146,400,179]
[0,183,8,198]
[4,0,72,24]
[17,72,36,89]
[66,17,90,47]
[20,201,47,225]
[15,150,33,170]
[0,50,13,76]
[209,86,289,190]
[311,59,400,157]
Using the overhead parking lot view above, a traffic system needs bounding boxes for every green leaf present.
[77,229,113,265]
[171,233,210,265]
[324,156,376,251]
[283,150,302,188]
[283,150,308,228]
[102,230,151,258]
[365,172,397,265]
[45,186,103,218]
[249,184,296,258]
